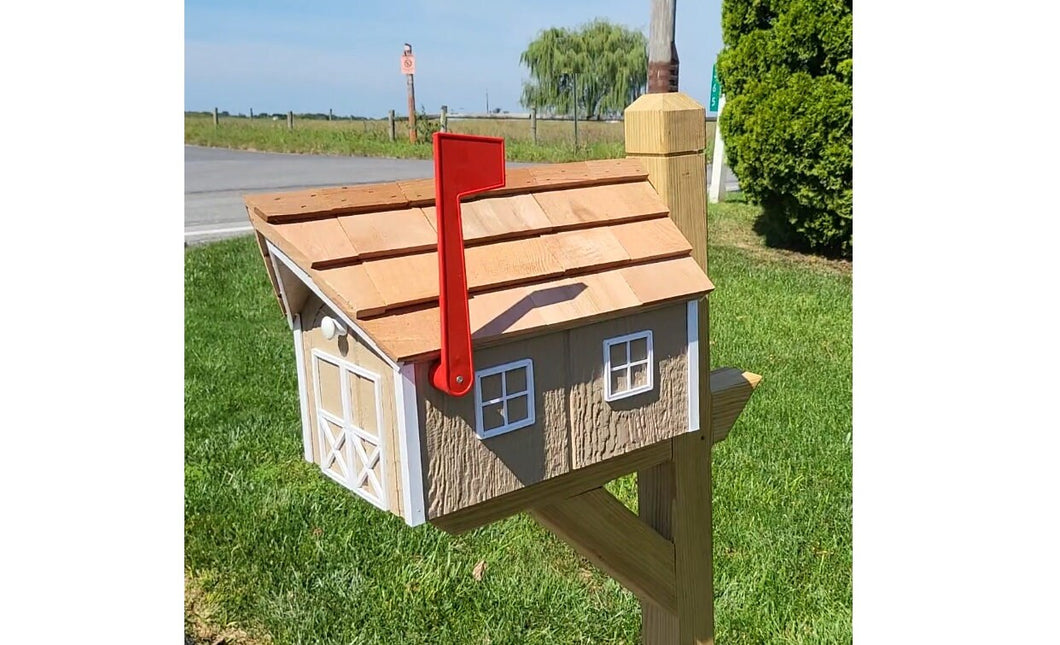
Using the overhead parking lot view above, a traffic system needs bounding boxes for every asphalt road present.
[184,145,740,245]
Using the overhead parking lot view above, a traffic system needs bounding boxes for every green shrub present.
[717,0,852,258]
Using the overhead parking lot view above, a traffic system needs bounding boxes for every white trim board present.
[269,251,294,329]
[292,314,313,462]
[266,241,400,372]
[687,300,700,433]
[396,363,426,527]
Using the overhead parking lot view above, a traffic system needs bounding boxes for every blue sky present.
[185,0,724,117]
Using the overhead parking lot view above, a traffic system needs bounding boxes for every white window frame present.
[603,330,654,401]
[310,348,387,510]
[473,358,535,439]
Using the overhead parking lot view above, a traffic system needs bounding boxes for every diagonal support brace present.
[531,487,677,613]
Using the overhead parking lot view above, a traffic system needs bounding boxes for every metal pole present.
[407,74,417,143]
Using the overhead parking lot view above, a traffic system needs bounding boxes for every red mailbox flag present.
[429,132,506,397]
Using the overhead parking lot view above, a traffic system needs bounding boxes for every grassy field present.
[184,114,716,163]
[184,202,851,644]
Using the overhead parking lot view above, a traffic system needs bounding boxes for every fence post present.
[329,108,333,121]
[531,107,538,144]
[388,110,396,141]
[572,74,579,149]
[440,105,448,133]
[213,107,218,127]
[249,108,254,119]
[287,111,293,130]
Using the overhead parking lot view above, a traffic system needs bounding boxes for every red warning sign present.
[401,54,416,75]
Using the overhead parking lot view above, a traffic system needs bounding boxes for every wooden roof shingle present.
[247,159,713,363]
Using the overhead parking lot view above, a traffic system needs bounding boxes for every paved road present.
[184,145,740,244]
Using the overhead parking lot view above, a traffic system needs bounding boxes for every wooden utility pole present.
[648,0,679,92]
[440,105,448,133]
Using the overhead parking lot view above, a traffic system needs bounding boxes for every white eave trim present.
[687,299,700,433]
[292,313,313,462]
[395,363,426,526]
[265,241,400,372]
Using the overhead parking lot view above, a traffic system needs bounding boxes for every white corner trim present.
[473,358,536,439]
[396,363,427,527]
[292,314,313,462]
[269,250,294,329]
[603,330,654,402]
[265,241,400,372]
[687,300,700,433]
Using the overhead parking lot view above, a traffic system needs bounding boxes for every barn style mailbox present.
[246,93,760,644]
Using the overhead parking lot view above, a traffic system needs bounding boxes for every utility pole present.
[648,0,679,92]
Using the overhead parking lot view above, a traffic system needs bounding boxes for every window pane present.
[630,337,649,362]
[507,394,529,424]
[610,367,628,394]
[482,402,505,431]
[609,341,627,368]
[480,373,503,401]
[506,366,527,394]
[631,362,649,389]
[315,357,343,416]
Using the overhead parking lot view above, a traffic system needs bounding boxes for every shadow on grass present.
[751,200,852,261]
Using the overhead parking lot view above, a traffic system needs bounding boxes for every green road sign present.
[709,65,720,112]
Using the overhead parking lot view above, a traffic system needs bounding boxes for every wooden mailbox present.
[245,93,760,644]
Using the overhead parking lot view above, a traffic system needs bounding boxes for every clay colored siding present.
[418,334,571,519]
[300,295,404,517]
[419,302,689,520]
[567,304,688,468]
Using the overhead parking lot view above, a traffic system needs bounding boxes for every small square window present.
[603,331,654,401]
[474,359,536,439]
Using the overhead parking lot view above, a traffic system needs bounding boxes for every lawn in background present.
[183,114,716,163]
[184,201,851,644]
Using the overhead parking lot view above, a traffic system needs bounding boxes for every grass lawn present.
[184,201,851,644]
[184,115,715,163]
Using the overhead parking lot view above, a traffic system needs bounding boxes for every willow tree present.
[520,20,647,119]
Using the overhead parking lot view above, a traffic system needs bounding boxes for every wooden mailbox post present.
[244,93,759,644]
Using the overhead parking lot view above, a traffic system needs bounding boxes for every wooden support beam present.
[711,368,762,444]
[626,92,714,645]
[532,488,677,613]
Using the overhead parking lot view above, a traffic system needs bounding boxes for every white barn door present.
[310,349,387,509]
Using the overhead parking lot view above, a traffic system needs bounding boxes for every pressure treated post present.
[625,92,712,645]
[388,110,396,141]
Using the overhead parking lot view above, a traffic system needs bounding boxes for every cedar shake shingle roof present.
[247,158,714,363]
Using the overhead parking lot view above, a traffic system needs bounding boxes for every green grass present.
[184,115,715,163]
[185,201,851,644]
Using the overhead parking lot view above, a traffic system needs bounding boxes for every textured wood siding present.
[418,334,571,519]
[300,294,404,517]
[420,302,689,520]
[567,304,688,468]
